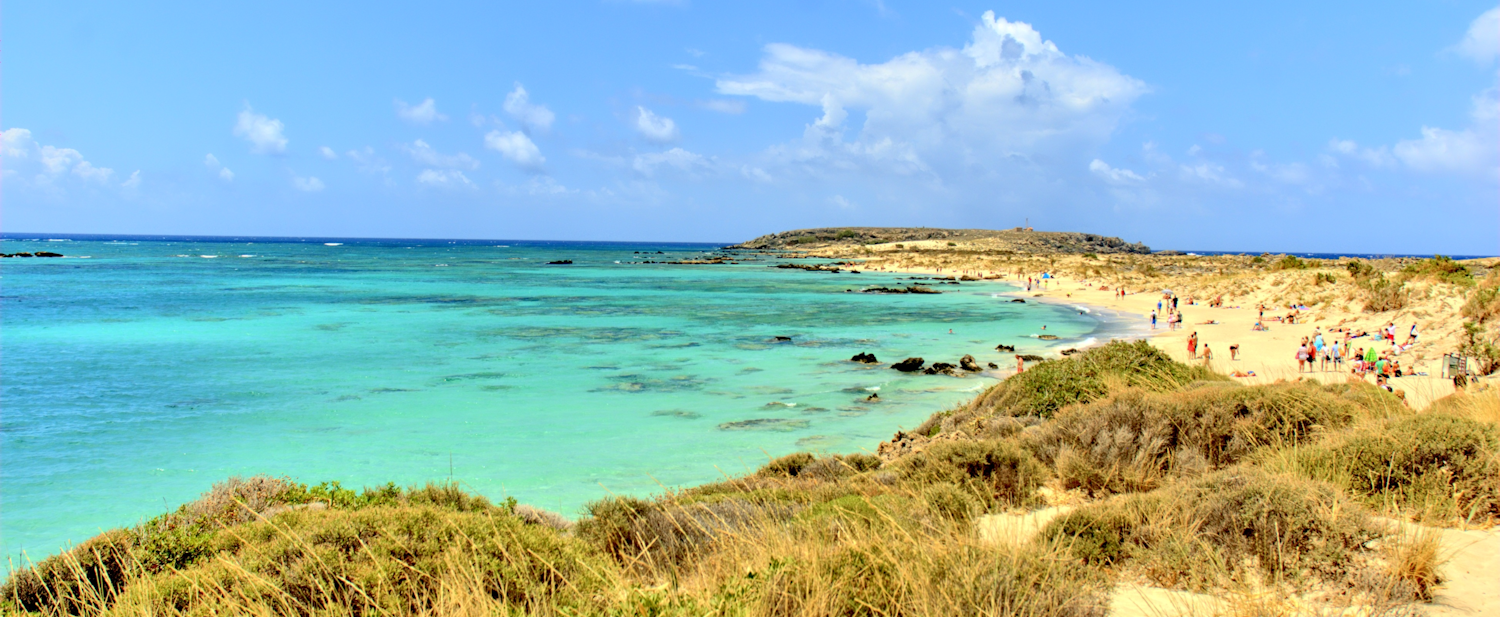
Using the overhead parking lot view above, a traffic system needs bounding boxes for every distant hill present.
[727,227,1151,254]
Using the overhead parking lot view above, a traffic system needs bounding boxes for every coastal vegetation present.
[7,342,1496,616]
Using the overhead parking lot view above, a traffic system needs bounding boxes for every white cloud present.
[122,171,141,189]
[633,106,680,142]
[395,98,447,124]
[632,147,710,176]
[347,147,391,175]
[71,160,114,182]
[1249,158,1311,185]
[503,84,555,133]
[1390,88,1498,175]
[717,11,1145,180]
[525,176,574,195]
[401,139,480,169]
[484,130,545,169]
[319,146,339,160]
[2,128,117,186]
[741,165,773,182]
[205,153,235,181]
[701,99,746,114]
[233,107,288,154]
[1326,138,1395,167]
[1178,162,1243,189]
[828,194,855,209]
[293,175,325,192]
[1454,6,1500,64]
[1088,159,1145,184]
[416,169,474,188]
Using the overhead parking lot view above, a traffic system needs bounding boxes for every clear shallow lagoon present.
[1,235,1112,563]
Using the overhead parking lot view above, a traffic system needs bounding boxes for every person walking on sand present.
[1201,344,1213,362]
[1151,310,1157,330]
[1296,338,1310,373]
[1230,344,1240,361]
[1015,355,1025,374]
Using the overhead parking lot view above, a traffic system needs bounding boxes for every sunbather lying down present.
[1200,320,1218,325]
[1231,370,1257,378]
[1252,322,1268,331]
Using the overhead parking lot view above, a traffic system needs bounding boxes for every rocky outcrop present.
[2,252,63,258]
[959,354,982,372]
[860,285,940,295]
[995,344,1015,352]
[922,362,960,376]
[890,357,925,372]
[726,227,1150,254]
[850,352,879,364]
[545,260,573,265]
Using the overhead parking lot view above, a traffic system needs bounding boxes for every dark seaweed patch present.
[718,418,810,431]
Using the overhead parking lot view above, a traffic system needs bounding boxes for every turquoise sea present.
[0,235,1120,564]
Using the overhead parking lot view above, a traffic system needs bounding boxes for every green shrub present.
[921,483,981,523]
[835,229,858,239]
[1463,280,1500,323]
[1313,272,1337,285]
[1042,468,1378,586]
[1251,255,1266,265]
[1461,322,1500,376]
[1346,259,1378,281]
[896,440,1045,509]
[1402,255,1473,286]
[1336,413,1499,523]
[1274,255,1309,270]
[1360,275,1409,313]
[1031,382,1376,497]
[758,452,817,478]
[965,340,1225,420]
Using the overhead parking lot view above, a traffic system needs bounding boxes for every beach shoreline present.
[836,254,1465,409]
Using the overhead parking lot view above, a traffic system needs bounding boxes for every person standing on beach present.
[1188,332,1198,359]
[1151,310,1157,330]
[1015,355,1025,374]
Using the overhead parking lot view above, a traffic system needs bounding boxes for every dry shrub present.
[1381,528,1445,601]
[894,439,1045,509]
[514,504,573,531]
[1027,382,1382,497]
[6,506,618,617]
[1361,275,1410,313]
[1425,389,1500,426]
[577,495,787,574]
[747,518,1109,617]
[182,475,298,527]
[1041,467,1380,589]
[1461,271,1500,323]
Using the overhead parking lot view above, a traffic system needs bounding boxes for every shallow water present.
[0,236,1111,563]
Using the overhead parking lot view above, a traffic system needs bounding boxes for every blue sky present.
[4,1,1497,253]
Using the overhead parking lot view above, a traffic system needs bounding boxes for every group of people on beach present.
[1149,294,1181,331]
[1294,323,1419,391]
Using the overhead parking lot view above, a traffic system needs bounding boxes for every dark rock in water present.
[1019,354,1046,362]
[987,362,999,369]
[34,251,63,258]
[890,357,925,372]
[866,392,880,402]
[651,409,702,419]
[850,352,879,364]
[773,336,793,342]
[1060,348,1080,356]
[545,260,573,265]
[1010,298,1026,303]
[1037,334,1059,340]
[861,285,941,295]
[959,354,982,372]
[922,362,960,376]
[995,344,1016,352]
[718,418,810,431]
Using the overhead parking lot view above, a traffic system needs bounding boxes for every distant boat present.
[325,243,343,246]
